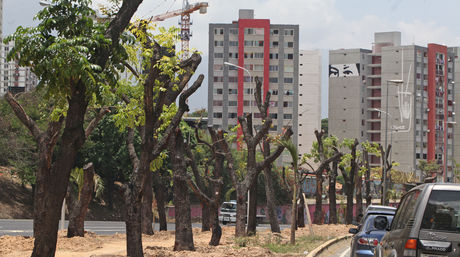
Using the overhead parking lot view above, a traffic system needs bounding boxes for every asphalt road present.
[316,238,351,257]
[0,219,290,236]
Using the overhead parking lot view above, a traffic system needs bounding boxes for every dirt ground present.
[0,224,352,257]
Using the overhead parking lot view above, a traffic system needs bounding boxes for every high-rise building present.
[207,9,299,155]
[0,41,38,96]
[329,32,455,181]
[298,50,322,157]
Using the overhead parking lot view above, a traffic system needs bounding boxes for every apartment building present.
[329,32,455,181]
[207,9,300,157]
[298,50,322,157]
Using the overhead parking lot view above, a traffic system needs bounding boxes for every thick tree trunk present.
[209,203,222,246]
[153,173,167,231]
[235,188,247,237]
[297,190,305,228]
[201,204,211,232]
[263,167,281,233]
[346,184,354,224]
[67,163,95,238]
[171,131,194,251]
[125,191,143,257]
[247,179,258,235]
[329,164,338,224]
[141,172,154,235]
[355,171,363,222]
[363,150,372,207]
[313,172,323,224]
[32,81,88,257]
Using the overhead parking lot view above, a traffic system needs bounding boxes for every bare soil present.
[0,224,353,257]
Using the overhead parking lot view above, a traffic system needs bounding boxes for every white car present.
[218,201,237,225]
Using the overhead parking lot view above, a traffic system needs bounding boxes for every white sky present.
[5,0,460,117]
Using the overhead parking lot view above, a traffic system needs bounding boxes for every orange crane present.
[152,1,209,59]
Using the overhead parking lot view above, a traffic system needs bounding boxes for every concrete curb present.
[306,234,352,257]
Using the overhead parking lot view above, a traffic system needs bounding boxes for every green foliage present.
[233,234,326,253]
[5,0,129,115]
[321,118,328,135]
[302,134,338,165]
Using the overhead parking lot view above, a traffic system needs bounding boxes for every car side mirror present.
[349,228,359,234]
[374,216,388,230]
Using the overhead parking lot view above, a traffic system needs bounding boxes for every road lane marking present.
[339,247,350,257]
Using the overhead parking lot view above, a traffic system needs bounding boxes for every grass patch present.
[233,233,327,254]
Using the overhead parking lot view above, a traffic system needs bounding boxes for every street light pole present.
[223,62,253,118]
[223,61,252,226]
[382,79,403,205]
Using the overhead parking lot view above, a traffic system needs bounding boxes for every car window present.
[421,190,460,232]
[364,215,394,231]
[221,203,236,211]
[392,190,420,230]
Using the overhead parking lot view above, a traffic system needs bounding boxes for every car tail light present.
[358,238,368,245]
[404,239,417,249]
[357,237,379,246]
[403,239,417,257]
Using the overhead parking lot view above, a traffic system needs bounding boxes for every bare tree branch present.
[256,127,294,171]
[4,91,42,141]
[85,108,111,139]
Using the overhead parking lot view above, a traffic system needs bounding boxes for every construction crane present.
[152,0,209,60]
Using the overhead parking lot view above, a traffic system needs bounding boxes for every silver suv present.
[375,183,460,257]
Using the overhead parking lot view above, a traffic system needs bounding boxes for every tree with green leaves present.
[4,1,143,255]
[303,130,342,224]
[339,138,359,224]
[113,21,203,254]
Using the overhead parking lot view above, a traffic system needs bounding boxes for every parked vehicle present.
[349,213,394,257]
[374,183,460,257]
[356,205,396,230]
[218,201,266,225]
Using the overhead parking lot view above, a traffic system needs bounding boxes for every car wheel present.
[222,221,227,225]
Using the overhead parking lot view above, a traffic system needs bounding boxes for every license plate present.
[420,254,447,257]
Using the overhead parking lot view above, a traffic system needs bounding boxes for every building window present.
[228,113,237,118]
[229,28,238,34]
[244,40,254,47]
[284,53,294,60]
[213,100,223,106]
[214,28,224,35]
[229,89,237,94]
[269,65,278,71]
[214,53,224,58]
[244,28,254,35]
[228,77,238,83]
[214,88,223,94]
[228,101,237,106]
[269,113,277,119]
[284,42,294,48]
[269,53,279,59]
[214,41,224,47]
[254,52,264,59]
[285,66,294,72]
[213,77,223,82]
[284,77,293,83]
[213,64,223,70]
[213,112,222,118]
[271,89,278,95]
[271,41,279,48]
[284,90,293,95]
[270,29,279,35]
[269,101,278,107]
[229,41,238,47]
[283,101,293,107]
[269,77,278,83]
[229,52,238,59]
[284,114,292,119]
[284,29,294,36]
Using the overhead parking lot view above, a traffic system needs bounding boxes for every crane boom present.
[151,2,208,22]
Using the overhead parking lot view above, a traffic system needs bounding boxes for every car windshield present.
[364,214,394,232]
[221,203,236,211]
[421,190,460,232]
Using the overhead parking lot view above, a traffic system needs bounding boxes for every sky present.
[5,0,460,118]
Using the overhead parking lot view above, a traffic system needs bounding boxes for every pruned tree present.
[169,128,195,251]
[4,1,144,255]
[339,138,359,224]
[118,22,204,256]
[185,126,225,246]
[378,144,392,205]
[230,77,293,237]
[303,130,342,224]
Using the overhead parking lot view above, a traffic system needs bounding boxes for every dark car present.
[349,214,394,257]
[356,205,396,230]
[375,183,460,257]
